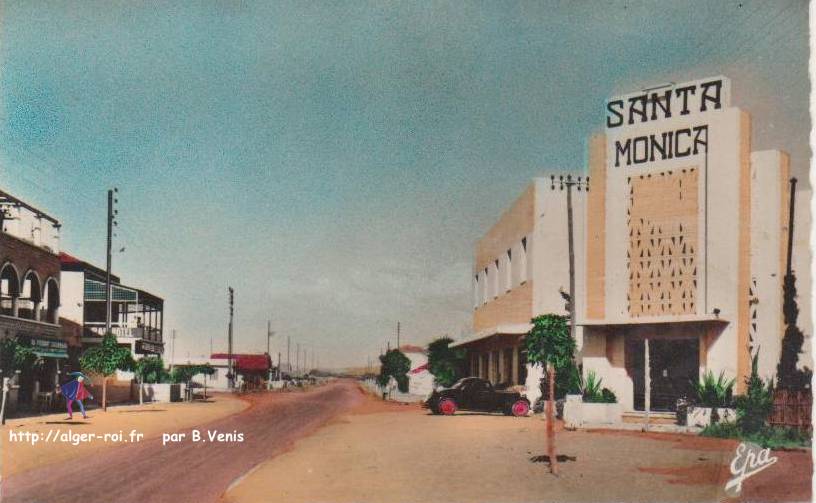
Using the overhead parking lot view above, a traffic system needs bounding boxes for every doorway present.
[625,337,699,411]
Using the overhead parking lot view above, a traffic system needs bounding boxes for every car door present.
[471,380,495,411]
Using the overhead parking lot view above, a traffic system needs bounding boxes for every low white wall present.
[135,383,182,403]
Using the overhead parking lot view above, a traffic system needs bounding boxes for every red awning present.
[409,363,428,375]
[211,353,270,371]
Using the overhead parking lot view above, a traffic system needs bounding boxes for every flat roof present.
[0,189,60,226]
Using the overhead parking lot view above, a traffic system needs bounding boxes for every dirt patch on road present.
[587,428,739,451]
[638,464,731,486]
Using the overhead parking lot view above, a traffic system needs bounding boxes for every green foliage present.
[79,334,134,377]
[525,314,575,370]
[692,370,735,408]
[735,352,775,435]
[171,364,215,384]
[701,422,810,449]
[0,338,39,373]
[526,314,578,399]
[700,421,741,439]
[135,357,170,384]
[777,271,813,391]
[582,370,618,403]
[378,349,410,393]
[427,337,465,387]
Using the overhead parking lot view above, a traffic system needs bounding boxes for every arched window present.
[44,277,60,324]
[20,270,42,320]
[0,263,20,317]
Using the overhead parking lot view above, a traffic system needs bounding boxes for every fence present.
[768,389,812,431]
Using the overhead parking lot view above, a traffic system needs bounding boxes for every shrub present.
[735,352,774,435]
[427,337,465,388]
[582,371,617,403]
[700,421,741,439]
[692,370,735,408]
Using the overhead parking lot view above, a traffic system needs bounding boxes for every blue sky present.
[0,1,809,367]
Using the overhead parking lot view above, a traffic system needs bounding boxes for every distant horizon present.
[0,1,810,368]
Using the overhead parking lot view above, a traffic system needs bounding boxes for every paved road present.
[2,381,364,503]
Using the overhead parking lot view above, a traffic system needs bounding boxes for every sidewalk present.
[2,393,248,477]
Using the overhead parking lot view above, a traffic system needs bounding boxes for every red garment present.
[75,381,91,400]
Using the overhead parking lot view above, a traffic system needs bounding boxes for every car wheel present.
[510,400,530,417]
[438,398,457,416]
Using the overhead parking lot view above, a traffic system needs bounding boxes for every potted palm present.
[563,370,621,426]
[580,371,621,425]
[687,371,736,427]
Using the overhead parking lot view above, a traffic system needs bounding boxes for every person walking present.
[59,371,94,420]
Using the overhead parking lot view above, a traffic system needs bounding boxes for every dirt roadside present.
[221,391,810,503]
[1,392,248,477]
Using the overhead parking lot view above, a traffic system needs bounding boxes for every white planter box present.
[563,394,583,428]
[687,406,736,428]
[563,396,622,427]
[582,402,622,425]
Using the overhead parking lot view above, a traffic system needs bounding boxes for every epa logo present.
[725,442,778,496]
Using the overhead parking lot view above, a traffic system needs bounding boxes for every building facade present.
[60,252,164,360]
[0,189,68,409]
[456,76,811,413]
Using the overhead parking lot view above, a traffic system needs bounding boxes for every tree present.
[427,337,465,388]
[79,333,135,411]
[525,314,577,475]
[171,364,215,399]
[377,349,411,393]
[0,338,39,376]
[525,314,576,394]
[134,357,169,405]
[776,271,812,391]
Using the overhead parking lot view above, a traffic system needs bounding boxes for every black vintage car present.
[425,377,530,416]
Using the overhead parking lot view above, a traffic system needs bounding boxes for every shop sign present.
[29,337,69,358]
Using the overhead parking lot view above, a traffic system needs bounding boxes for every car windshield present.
[451,379,472,389]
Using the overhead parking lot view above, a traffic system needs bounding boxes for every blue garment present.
[60,380,84,401]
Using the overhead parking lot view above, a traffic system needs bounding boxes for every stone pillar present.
[512,346,519,385]
[497,350,505,384]
[11,296,18,317]
[487,351,494,383]
[33,302,41,321]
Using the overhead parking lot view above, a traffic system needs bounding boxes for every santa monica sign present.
[606,77,731,168]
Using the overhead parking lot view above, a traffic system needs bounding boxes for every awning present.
[578,314,729,326]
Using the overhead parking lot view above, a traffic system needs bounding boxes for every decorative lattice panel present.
[627,169,699,317]
[748,277,758,354]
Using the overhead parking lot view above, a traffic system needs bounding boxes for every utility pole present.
[287,336,291,374]
[105,188,118,334]
[786,177,797,276]
[397,321,400,350]
[550,174,589,346]
[267,320,274,387]
[227,287,234,389]
[169,329,177,373]
[296,342,300,375]
[277,352,281,380]
[548,174,589,476]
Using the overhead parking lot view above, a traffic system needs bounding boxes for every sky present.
[0,1,810,368]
